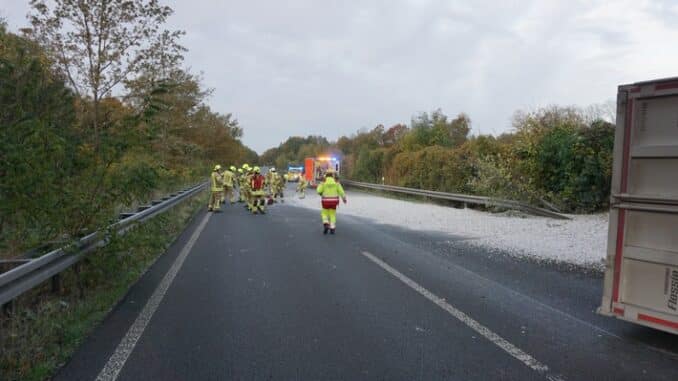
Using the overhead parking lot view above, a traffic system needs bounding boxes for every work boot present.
[323,223,329,235]
[330,228,335,235]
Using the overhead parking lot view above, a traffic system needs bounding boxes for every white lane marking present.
[360,251,564,381]
[435,249,620,339]
[96,212,212,381]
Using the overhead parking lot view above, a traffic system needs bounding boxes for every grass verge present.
[0,191,208,381]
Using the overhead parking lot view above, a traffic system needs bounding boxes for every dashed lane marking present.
[96,212,212,381]
[360,250,564,381]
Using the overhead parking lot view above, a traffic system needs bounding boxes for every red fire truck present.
[304,156,340,186]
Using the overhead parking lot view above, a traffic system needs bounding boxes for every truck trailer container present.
[598,77,678,334]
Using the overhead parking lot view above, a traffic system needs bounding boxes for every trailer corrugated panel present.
[599,77,678,334]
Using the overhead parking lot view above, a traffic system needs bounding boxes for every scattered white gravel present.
[287,188,609,269]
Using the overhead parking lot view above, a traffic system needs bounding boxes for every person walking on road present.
[270,168,284,203]
[250,166,267,214]
[297,176,308,199]
[240,164,252,206]
[244,166,255,211]
[233,167,242,199]
[317,169,346,234]
[222,165,236,205]
[208,164,224,212]
[265,167,275,196]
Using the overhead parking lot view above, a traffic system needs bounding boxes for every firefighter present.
[208,164,224,212]
[240,165,251,204]
[244,166,255,210]
[265,167,275,195]
[222,165,236,205]
[250,166,267,214]
[237,168,245,202]
[297,176,308,199]
[275,171,285,203]
[232,166,241,198]
[268,168,284,203]
[317,169,346,234]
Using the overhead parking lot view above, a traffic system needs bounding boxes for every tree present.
[0,23,78,252]
[28,0,184,148]
[402,109,470,150]
[383,124,408,146]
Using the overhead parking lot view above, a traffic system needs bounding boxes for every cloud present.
[3,0,677,152]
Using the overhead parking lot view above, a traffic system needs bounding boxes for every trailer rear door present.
[599,77,678,334]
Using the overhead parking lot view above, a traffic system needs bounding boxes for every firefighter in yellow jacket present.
[208,165,224,212]
[250,167,267,214]
[317,169,346,234]
[240,164,251,205]
[222,165,236,205]
[297,176,308,199]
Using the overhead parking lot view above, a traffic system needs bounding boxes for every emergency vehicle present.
[286,165,303,182]
[304,156,340,186]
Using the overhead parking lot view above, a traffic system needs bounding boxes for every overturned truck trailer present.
[599,77,678,334]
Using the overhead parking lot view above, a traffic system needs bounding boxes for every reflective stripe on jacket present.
[221,170,234,187]
[211,171,223,191]
[317,177,344,209]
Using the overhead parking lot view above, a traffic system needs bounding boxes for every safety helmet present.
[253,166,261,173]
[230,165,236,171]
[242,163,249,169]
[214,164,222,171]
[237,168,243,173]
[270,168,276,172]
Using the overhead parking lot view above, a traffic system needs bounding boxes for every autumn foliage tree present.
[1,2,257,257]
[264,107,614,213]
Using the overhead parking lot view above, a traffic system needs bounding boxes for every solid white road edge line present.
[95,212,212,381]
[360,250,565,381]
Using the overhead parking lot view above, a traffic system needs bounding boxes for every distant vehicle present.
[598,77,678,335]
[287,165,303,182]
[304,156,340,186]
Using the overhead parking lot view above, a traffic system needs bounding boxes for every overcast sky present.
[3,0,678,153]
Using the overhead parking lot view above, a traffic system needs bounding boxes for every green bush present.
[332,107,615,213]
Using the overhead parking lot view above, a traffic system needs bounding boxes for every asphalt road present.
[56,187,678,381]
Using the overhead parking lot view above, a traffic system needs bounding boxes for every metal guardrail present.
[0,182,208,307]
[341,180,571,220]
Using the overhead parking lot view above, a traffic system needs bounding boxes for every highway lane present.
[56,189,678,381]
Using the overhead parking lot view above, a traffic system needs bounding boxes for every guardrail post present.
[73,262,84,299]
[2,300,15,317]
[51,273,62,294]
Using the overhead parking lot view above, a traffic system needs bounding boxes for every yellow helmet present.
[253,166,261,173]
[230,165,236,171]
[242,163,249,169]
[237,168,243,174]
[214,164,222,171]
